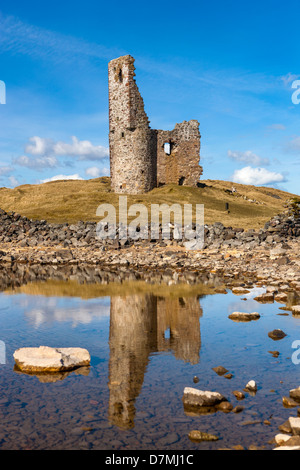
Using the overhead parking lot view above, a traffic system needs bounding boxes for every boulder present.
[290,387,300,402]
[13,346,90,373]
[182,387,228,411]
[254,293,274,303]
[268,329,287,341]
[231,287,250,295]
[292,306,300,316]
[289,417,300,436]
[228,311,260,322]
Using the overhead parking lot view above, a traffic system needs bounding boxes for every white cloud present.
[228,150,269,166]
[8,176,19,187]
[14,155,58,169]
[0,166,13,176]
[267,123,286,131]
[232,166,286,186]
[284,136,300,153]
[40,174,83,183]
[85,166,110,177]
[25,136,53,156]
[53,136,109,160]
[22,136,109,161]
[85,167,100,178]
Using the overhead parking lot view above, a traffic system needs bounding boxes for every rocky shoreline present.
[0,201,298,294]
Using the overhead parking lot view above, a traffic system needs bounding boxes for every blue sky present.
[0,0,299,194]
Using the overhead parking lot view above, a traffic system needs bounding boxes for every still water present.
[0,271,299,450]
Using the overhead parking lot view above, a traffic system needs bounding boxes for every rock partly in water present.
[268,329,287,341]
[232,390,245,400]
[182,387,229,413]
[289,417,300,436]
[13,346,91,373]
[212,365,228,376]
[228,311,260,322]
[282,396,299,408]
[244,380,257,393]
[231,287,250,295]
[292,306,300,316]
[289,387,300,402]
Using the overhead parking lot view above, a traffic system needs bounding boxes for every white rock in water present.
[292,306,300,315]
[245,380,257,392]
[289,417,300,436]
[275,434,292,446]
[273,446,300,450]
[13,346,90,372]
[182,387,227,407]
[228,312,260,322]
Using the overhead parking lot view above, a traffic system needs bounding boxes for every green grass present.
[0,177,297,230]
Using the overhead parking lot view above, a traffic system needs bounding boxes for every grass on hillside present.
[0,177,296,230]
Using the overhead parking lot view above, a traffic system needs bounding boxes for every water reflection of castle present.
[108,294,203,429]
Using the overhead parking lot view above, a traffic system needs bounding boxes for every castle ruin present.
[108,55,203,194]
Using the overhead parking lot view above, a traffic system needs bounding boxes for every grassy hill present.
[0,177,297,230]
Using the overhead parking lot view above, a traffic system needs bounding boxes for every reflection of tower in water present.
[156,296,202,365]
[108,293,203,429]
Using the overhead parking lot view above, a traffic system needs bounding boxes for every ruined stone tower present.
[108,55,203,194]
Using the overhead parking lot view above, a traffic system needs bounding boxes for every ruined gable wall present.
[156,120,203,187]
[108,55,157,194]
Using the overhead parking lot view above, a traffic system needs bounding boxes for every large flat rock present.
[13,346,90,373]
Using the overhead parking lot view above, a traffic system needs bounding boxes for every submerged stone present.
[188,430,219,442]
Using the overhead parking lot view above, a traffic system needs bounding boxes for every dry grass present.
[0,177,297,230]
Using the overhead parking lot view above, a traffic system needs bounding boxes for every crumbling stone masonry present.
[108,55,203,194]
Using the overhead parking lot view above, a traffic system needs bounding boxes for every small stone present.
[244,380,257,392]
[224,373,233,379]
[188,430,219,442]
[268,329,287,341]
[228,311,260,322]
[282,396,299,408]
[289,417,300,435]
[233,390,245,400]
[212,366,228,376]
[232,406,244,413]
[231,287,250,295]
[216,401,233,413]
[268,351,280,357]
[193,376,199,383]
[278,420,292,434]
[254,293,274,303]
[275,434,292,446]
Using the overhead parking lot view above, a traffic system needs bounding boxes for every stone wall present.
[108,55,202,194]
[156,120,203,187]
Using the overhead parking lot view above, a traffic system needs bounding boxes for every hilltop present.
[0,177,297,230]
